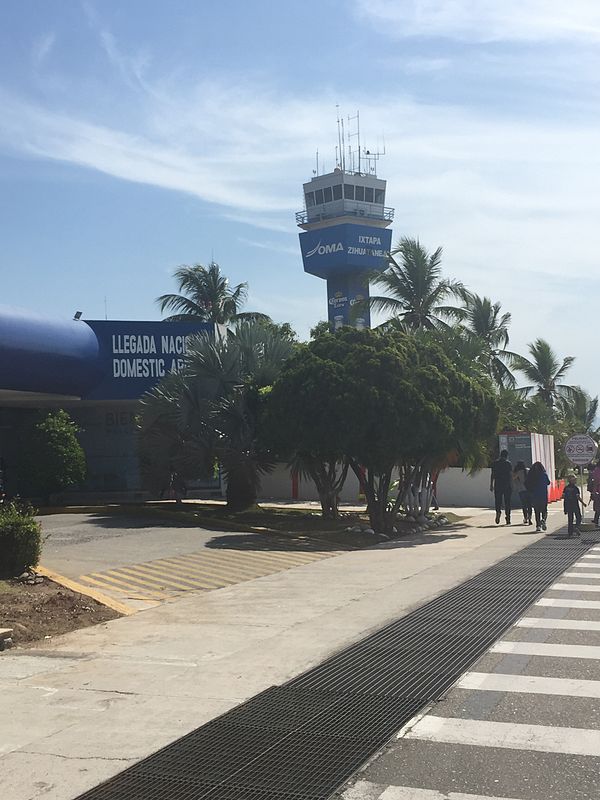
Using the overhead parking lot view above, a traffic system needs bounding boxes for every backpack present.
[524,470,536,492]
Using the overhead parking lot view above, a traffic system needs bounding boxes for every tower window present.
[323,186,333,203]
[354,185,365,201]
[375,189,385,204]
[315,189,324,205]
[364,187,374,203]
[344,184,354,199]
[332,184,342,200]
[305,192,315,207]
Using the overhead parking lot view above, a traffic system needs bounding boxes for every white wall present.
[259,463,362,503]
[436,467,493,508]
[261,464,496,507]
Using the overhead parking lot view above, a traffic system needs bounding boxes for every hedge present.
[0,502,42,577]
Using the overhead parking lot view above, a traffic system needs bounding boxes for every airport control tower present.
[297,114,394,329]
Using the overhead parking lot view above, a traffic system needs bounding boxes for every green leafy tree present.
[310,320,332,339]
[16,410,86,503]
[252,319,299,344]
[369,237,464,330]
[139,323,294,511]
[157,261,270,324]
[269,329,497,533]
[512,338,579,407]
[265,347,349,518]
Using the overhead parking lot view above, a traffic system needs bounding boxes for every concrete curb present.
[37,566,135,616]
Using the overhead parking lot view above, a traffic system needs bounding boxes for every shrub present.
[16,410,86,503]
[0,502,42,577]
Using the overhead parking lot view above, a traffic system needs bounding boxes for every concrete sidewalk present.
[0,508,566,799]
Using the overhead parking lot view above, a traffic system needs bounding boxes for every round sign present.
[565,434,598,465]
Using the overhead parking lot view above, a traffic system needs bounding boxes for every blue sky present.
[2,1,600,395]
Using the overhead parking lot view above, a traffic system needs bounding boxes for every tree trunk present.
[350,461,394,534]
[225,467,257,511]
[307,459,349,519]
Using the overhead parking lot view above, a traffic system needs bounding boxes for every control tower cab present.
[297,123,394,329]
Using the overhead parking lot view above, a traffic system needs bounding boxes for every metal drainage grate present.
[75,532,599,800]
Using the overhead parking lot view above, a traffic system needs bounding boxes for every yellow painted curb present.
[37,566,135,616]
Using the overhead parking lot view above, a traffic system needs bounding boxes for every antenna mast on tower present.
[347,111,361,174]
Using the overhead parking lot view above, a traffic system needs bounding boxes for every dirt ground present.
[0,578,120,646]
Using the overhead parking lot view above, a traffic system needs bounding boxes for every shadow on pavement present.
[75,514,175,529]
[375,531,468,549]
[205,532,347,553]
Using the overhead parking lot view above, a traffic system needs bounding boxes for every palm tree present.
[369,237,464,330]
[157,261,270,324]
[512,338,578,407]
[559,390,599,435]
[461,293,516,389]
[140,322,294,511]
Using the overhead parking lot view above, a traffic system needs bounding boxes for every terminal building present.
[0,306,214,498]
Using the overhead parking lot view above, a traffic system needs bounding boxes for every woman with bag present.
[527,462,550,532]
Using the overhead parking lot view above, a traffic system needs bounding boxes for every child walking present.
[563,474,586,537]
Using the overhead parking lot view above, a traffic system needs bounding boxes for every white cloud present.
[355,1,600,42]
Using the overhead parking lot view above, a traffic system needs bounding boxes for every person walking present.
[562,474,586,537]
[592,462,600,528]
[527,461,550,532]
[490,449,513,525]
[513,461,532,525]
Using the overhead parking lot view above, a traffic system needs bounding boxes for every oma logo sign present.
[306,241,344,257]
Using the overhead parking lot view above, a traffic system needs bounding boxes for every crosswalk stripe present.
[564,572,600,578]
[118,559,220,588]
[378,787,524,800]
[517,617,600,630]
[582,554,600,559]
[571,563,600,570]
[551,582,600,592]
[180,550,289,577]
[83,571,169,598]
[458,671,600,697]
[149,558,232,588]
[536,597,600,609]
[165,552,283,584]
[162,552,265,577]
[491,640,600,659]
[112,564,203,591]
[79,573,155,597]
[406,715,600,757]
[226,548,326,566]
[176,549,317,574]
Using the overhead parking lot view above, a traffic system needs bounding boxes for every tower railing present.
[296,205,394,226]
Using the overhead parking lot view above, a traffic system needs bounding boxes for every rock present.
[18,572,31,581]
[34,576,44,584]
[364,528,375,535]
[350,525,362,534]
[392,527,398,534]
